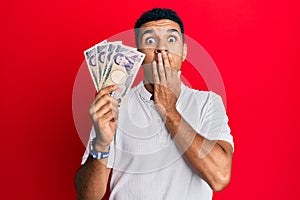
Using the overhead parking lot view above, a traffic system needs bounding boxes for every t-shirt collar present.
[139,82,153,101]
[138,81,186,103]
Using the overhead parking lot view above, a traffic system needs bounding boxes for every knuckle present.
[103,94,110,102]
[89,104,96,115]
[110,111,115,118]
[113,105,118,113]
[107,97,114,106]
[99,89,105,96]
[114,114,119,120]
[92,113,98,122]
[88,106,93,114]
[104,102,111,110]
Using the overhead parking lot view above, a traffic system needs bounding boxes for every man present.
[75,8,234,200]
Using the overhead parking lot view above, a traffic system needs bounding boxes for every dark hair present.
[134,8,184,45]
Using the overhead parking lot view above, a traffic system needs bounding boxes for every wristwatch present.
[90,139,110,160]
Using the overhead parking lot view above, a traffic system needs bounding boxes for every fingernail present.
[178,70,181,78]
[158,53,162,59]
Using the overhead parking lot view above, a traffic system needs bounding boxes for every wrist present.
[94,143,110,152]
[90,148,110,160]
[92,138,110,152]
[165,109,181,136]
[165,106,178,114]
[90,139,110,160]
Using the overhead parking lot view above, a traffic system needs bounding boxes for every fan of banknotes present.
[84,40,145,105]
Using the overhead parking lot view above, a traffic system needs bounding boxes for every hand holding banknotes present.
[89,85,119,152]
[85,40,145,152]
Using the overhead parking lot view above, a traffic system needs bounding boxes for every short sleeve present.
[199,92,234,151]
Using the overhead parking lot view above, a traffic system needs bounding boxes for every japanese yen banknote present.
[84,40,145,105]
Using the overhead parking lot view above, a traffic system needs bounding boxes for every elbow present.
[74,171,83,197]
[74,167,106,200]
[74,168,80,190]
[75,169,87,200]
[210,171,231,192]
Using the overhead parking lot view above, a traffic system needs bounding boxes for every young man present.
[75,8,234,200]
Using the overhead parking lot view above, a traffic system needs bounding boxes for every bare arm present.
[164,109,233,192]
[75,157,111,199]
[75,85,119,199]
[152,51,233,191]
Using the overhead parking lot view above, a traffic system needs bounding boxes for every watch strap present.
[90,147,110,160]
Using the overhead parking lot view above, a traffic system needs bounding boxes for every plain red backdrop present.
[1,0,299,199]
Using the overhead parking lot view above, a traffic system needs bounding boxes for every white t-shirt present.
[82,82,234,200]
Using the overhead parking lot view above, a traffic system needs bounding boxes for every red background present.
[1,0,299,199]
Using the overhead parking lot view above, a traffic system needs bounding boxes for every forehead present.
[139,19,181,36]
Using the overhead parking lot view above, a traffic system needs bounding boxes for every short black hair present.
[134,8,184,45]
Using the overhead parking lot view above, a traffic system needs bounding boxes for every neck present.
[143,80,154,94]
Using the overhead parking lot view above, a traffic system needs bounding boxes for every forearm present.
[165,109,232,191]
[75,156,111,200]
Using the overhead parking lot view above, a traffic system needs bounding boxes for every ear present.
[182,43,187,61]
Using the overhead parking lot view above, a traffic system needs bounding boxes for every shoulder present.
[180,84,223,106]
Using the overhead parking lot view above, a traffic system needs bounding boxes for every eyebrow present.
[140,28,181,38]
[167,29,180,35]
[140,29,154,38]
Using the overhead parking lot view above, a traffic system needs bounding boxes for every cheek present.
[170,54,184,70]
[139,49,155,64]
[169,45,183,57]
[142,62,154,83]
[143,64,152,75]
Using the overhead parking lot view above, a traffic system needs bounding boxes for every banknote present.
[100,41,122,87]
[84,40,145,105]
[95,40,107,89]
[102,44,145,104]
[84,46,99,91]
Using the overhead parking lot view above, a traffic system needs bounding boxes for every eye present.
[168,36,176,43]
[146,37,155,44]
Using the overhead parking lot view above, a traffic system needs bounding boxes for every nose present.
[154,41,168,54]
[154,49,168,54]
